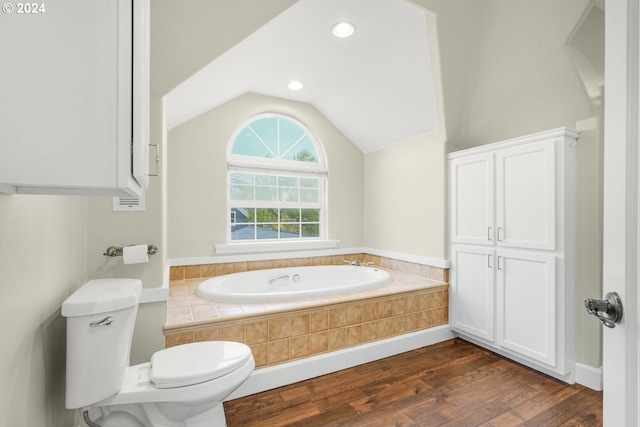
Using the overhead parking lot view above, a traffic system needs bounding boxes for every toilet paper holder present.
[103,245,158,257]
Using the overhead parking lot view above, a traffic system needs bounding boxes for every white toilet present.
[62,278,255,427]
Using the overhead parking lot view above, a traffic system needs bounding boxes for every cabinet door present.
[450,246,495,342]
[450,153,495,245]
[496,251,556,366]
[496,140,555,250]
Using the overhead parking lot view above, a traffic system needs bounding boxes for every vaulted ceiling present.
[157,0,438,154]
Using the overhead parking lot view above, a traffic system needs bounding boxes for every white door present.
[450,245,495,342]
[450,153,495,245]
[495,140,556,250]
[602,0,640,425]
[496,251,556,367]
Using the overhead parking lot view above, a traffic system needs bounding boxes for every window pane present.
[278,118,306,155]
[232,127,274,158]
[256,225,279,239]
[250,118,278,156]
[256,175,276,186]
[231,224,255,240]
[255,186,276,201]
[279,187,299,202]
[280,208,300,222]
[230,173,254,185]
[279,224,300,238]
[301,209,320,222]
[278,176,298,187]
[302,223,320,238]
[300,189,318,203]
[283,135,319,162]
[300,178,318,188]
[256,208,277,223]
[230,185,254,201]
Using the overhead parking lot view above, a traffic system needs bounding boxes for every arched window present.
[227,114,327,242]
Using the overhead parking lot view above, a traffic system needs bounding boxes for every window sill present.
[215,239,339,255]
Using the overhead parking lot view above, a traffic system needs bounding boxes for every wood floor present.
[224,339,602,427]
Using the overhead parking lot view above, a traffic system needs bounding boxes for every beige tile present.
[185,265,201,279]
[346,304,362,326]
[362,322,378,342]
[328,328,347,351]
[347,325,362,347]
[291,313,310,336]
[329,307,348,329]
[418,264,431,278]
[392,297,407,316]
[165,331,193,348]
[169,266,184,281]
[250,343,269,368]
[220,323,245,343]
[291,335,310,359]
[310,331,328,354]
[310,310,328,332]
[194,327,220,342]
[246,320,269,345]
[393,315,407,335]
[233,262,248,273]
[406,295,421,313]
[420,292,434,310]
[217,263,233,276]
[166,308,193,325]
[363,302,378,322]
[269,316,291,340]
[269,339,290,365]
[406,312,421,332]
[420,310,432,328]
[431,267,445,282]
[377,318,394,339]
[377,300,392,318]
[201,264,217,278]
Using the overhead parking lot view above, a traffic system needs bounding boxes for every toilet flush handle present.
[89,316,114,327]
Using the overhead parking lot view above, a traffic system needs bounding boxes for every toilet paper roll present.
[122,245,149,265]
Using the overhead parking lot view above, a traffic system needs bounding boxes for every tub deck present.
[166,269,445,331]
[165,268,449,370]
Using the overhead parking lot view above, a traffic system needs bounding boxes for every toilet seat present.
[150,341,252,389]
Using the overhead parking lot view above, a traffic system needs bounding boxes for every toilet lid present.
[150,341,252,389]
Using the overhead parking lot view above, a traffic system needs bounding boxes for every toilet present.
[62,278,255,427]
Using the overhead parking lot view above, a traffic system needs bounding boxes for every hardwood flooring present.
[224,339,602,427]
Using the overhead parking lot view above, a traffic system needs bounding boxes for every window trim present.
[226,113,328,245]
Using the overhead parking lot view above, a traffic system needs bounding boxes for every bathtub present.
[196,265,391,303]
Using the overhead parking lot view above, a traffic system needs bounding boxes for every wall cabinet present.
[0,0,150,197]
[449,127,578,381]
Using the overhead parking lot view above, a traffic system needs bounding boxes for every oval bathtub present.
[196,265,391,303]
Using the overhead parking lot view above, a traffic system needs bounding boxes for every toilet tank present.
[62,278,142,409]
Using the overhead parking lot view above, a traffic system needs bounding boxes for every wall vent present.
[112,194,145,212]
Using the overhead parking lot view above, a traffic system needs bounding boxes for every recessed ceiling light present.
[332,22,356,38]
[288,80,304,91]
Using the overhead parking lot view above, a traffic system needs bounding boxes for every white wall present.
[364,134,448,260]
[0,195,86,426]
[167,92,364,259]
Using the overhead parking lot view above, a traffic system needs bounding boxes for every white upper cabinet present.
[451,129,572,250]
[0,0,150,196]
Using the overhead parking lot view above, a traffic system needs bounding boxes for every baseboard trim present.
[227,325,455,400]
[575,363,603,391]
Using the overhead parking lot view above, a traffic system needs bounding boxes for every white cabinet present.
[0,0,150,197]
[451,139,556,249]
[449,127,577,381]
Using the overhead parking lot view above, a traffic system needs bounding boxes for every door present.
[496,251,556,367]
[450,246,495,342]
[495,140,556,250]
[602,0,640,425]
[450,153,495,245]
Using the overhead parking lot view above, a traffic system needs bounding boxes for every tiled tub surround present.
[165,254,449,370]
